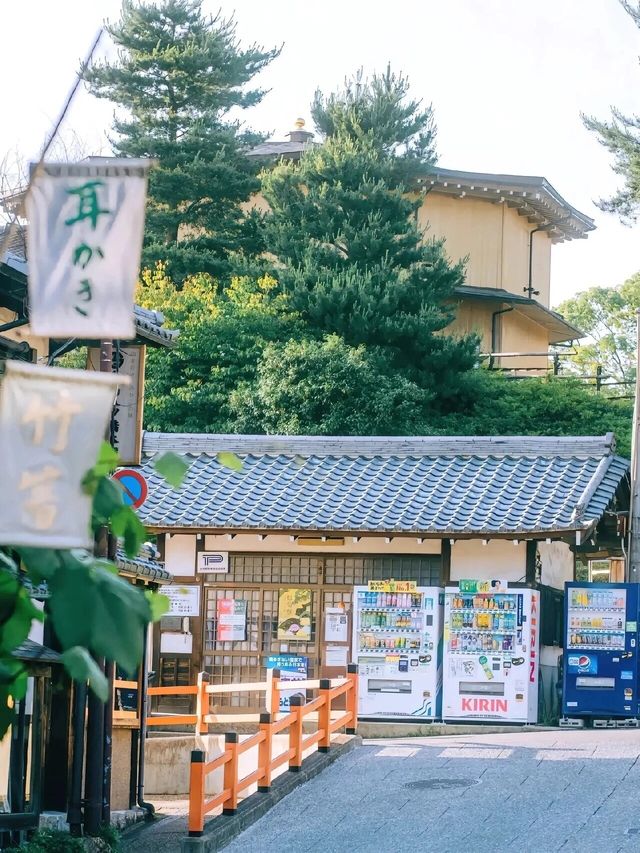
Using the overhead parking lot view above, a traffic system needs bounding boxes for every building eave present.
[454,285,584,343]
[422,167,595,242]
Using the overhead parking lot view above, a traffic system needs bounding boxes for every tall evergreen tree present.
[85,0,280,280]
[261,68,478,403]
[583,1,640,220]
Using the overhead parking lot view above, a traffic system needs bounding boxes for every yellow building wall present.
[419,194,503,287]
[499,309,550,371]
[0,307,48,361]
[418,193,553,307]
[446,300,493,346]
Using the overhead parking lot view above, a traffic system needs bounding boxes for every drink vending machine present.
[352,582,443,720]
[562,582,640,720]
[442,580,539,723]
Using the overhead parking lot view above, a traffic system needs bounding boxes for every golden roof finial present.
[294,118,305,129]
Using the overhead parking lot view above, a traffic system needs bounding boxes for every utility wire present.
[0,28,104,265]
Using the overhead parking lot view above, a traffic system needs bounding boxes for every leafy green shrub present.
[15,828,84,852]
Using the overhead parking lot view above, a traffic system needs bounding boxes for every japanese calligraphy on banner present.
[87,346,145,465]
[26,159,152,338]
[0,361,124,548]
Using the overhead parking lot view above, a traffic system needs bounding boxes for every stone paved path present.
[222,730,640,853]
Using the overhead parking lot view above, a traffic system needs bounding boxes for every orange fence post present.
[195,671,210,735]
[346,664,358,734]
[257,712,273,792]
[222,733,239,814]
[318,679,332,753]
[288,695,304,772]
[187,749,206,836]
[267,668,281,718]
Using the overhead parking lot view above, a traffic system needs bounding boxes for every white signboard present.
[197,551,229,573]
[26,159,151,338]
[160,632,193,654]
[159,585,200,616]
[0,361,123,548]
[88,345,145,465]
[326,645,348,668]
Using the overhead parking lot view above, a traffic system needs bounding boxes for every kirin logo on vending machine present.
[461,698,508,713]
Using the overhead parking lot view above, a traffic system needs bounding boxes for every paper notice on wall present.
[325,608,348,642]
[325,645,348,668]
[216,599,247,642]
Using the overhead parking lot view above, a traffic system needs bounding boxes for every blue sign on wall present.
[266,654,308,711]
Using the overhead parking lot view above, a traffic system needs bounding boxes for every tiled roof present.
[425,168,595,242]
[137,433,629,536]
[0,253,178,348]
[116,546,172,584]
[454,285,583,343]
[12,640,61,664]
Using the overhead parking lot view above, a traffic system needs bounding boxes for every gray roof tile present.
[136,434,629,535]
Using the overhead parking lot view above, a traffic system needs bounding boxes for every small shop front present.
[154,539,442,714]
[139,433,630,723]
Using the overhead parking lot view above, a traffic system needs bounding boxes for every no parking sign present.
[113,468,148,509]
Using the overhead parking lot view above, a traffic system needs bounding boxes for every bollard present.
[187,749,205,836]
[318,679,332,752]
[346,664,358,734]
[195,671,210,735]
[258,712,273,792]
[267,668,281,717]
[288,695,304,772]
[222,733,239,814]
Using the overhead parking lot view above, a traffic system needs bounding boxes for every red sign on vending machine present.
[529,593,538,683]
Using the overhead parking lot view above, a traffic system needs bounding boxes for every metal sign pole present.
[628,310,640,582]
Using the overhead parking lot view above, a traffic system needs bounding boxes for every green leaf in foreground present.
[62,647,109,702]
[145,591,170,621]
[154,451,190,488]
[110,505,146,558]
[217,451,243,472]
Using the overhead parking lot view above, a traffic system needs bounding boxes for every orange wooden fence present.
[187,664,359,837]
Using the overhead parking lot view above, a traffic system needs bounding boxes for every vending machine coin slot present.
[459,681,505,696]
[368,679,412,694]
[576,676,615,689]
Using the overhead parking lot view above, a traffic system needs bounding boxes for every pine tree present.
[583,1,640,220]
[85,0,280,281]
[261,68,478,402]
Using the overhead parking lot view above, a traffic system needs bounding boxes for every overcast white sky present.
[3,0,640,305]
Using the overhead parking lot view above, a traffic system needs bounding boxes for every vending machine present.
[563,582,640,719]
[352,582,443,720]
[443,580,539,723]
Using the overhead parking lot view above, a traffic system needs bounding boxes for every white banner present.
[87,345,145,465]
[26,159,151,338]
[0,361,125,548]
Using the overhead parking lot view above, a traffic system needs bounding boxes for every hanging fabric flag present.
[25,158,152,338]
[0,361,126,549]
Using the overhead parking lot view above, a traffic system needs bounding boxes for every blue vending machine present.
[563,582,640,720]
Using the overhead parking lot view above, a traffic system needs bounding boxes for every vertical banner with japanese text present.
[0,361,125,548]
[26,159,152,338]
[87,345,145,465]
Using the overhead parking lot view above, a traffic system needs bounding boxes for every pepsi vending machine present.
[563,582,640,719]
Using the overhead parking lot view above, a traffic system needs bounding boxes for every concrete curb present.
[181,735,361,852]
[359,722,559,738]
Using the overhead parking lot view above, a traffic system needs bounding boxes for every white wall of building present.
[164,534,197,576]
[202,533,441,556]
[538,541,574,591]
[449,539,526,583]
